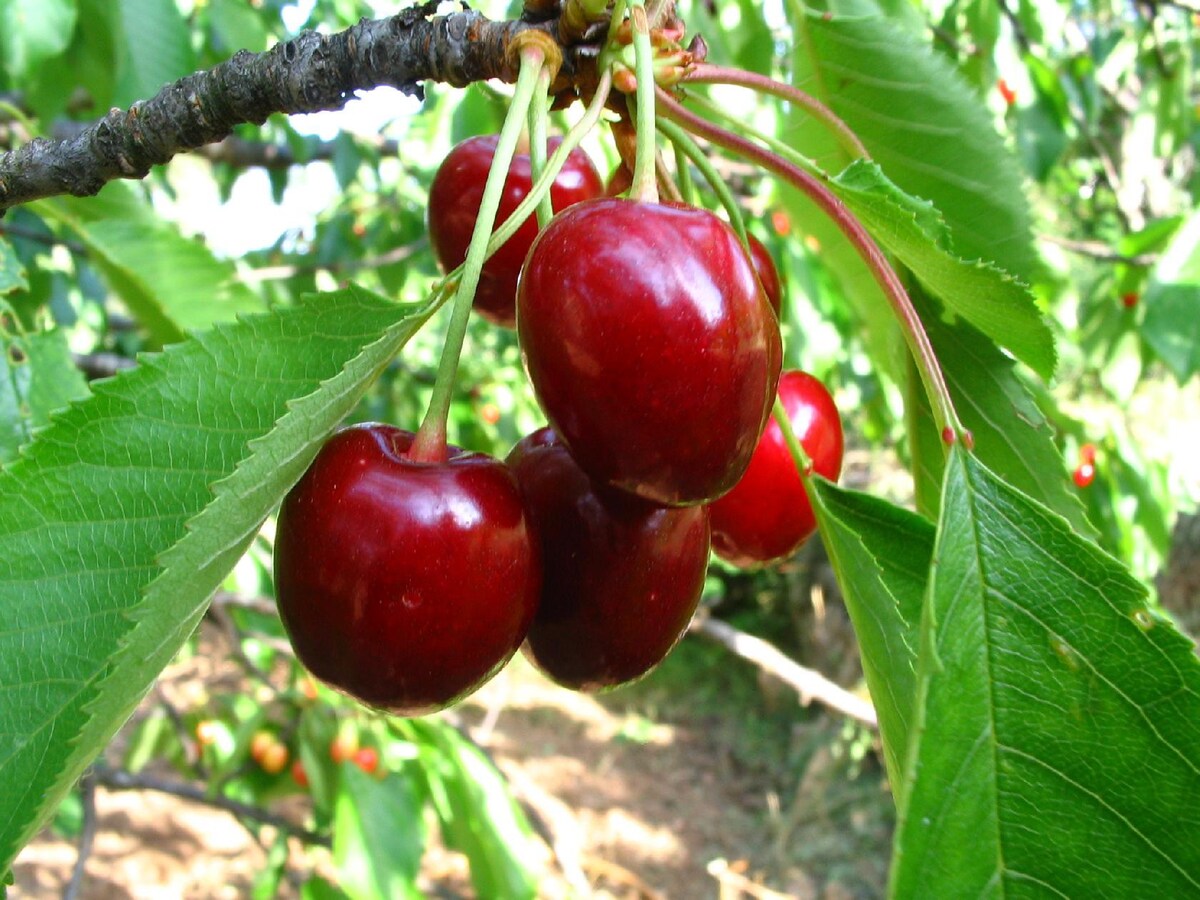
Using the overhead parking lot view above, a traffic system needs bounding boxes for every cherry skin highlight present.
[517,198,783,506]
[428,134,603,327]
[709,370,844,567]
[507,428,711,691]
[273,423,540,716]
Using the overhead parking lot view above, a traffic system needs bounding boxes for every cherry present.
[1079,442,1097,465]
[352,746,380,775]
[1121,291,1139,309]
[746,233,783,316]
[291,759,310,788]
[709,370,844,567]
[428,134,603,328]
[273,423,540,716]
[507,428,710,691]
[518,198,782,506]
[259,742,289,775]
[1073,462,1095,488]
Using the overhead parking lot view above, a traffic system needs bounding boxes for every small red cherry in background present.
[997,78,1017,106]
[1079,442,1097,465]
[479,402,501,426]
[507,428,711,691]
[770,210,791,238]
[709,370,844,567]
[746,233,783,316]
[259,742,289,775]
[330,729,359,764]
[518,198,782,506]
[1121,292,1139,309]
[1073,462,1095,488]
[273,423,540,715]
[195,720,219,747]
[428,135,603,328]
[352,747,380,775]
[291,760,309,788]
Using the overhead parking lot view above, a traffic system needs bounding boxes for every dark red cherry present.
[746,233,782,316]
[428,134,603,328]
[708,370,843,567]
[273,423,540,715]
[517,198,782,506]
[507,428,710,691]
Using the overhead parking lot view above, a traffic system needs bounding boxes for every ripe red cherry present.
[507,428,710,691]
[428,134,603,327]
[518,198,782,506]
[746,233,782,316]
[273,423,540,715]
[1073,462,1095,488]
[709,370,844,567]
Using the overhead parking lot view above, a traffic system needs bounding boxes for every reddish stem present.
[654,87,962,440]
[684,64,870,162]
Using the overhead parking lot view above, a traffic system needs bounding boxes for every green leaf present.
[892,447,1200,894]
[210,0,270,54]
[0,240,28,296]
[412,721,539,900]
[37,200,263,346]
[1143,209,1200,382]
[907,288,1093,538]
[0,0,77,80]
[332,765,424,900]
[808,479,932,787]
[113,0,196,107]
[0,286,432,874]
[830,161,1056,380]
[0,323,89,464]
[787,0,1041,283]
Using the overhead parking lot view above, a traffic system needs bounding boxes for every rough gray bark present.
[0,2,561,213]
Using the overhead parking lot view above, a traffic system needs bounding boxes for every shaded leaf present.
[0,0,77,80]
[892,447,1200,895]
[808,478,933,787]
[1143,209,1200,382]
[0,324,89,464]
[333,765,424,900]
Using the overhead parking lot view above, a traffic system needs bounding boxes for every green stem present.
[527,67,554,228]
[409,48,546,463]
[683,64,870,162]
[773,396,814,480]
[628,0,659,203]
[655,87,964,445]
[672,137,697,205]
[655,116,748,249]
[483,70,613,259]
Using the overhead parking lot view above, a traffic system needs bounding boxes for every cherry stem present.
[772,395,814,484]
[527,67,554,228]
[672,137,697,205]
[655,116,749,248]
[655,87,963,443]
[409,47,546,463]
[683,64,870,163]
[628,0,659,203]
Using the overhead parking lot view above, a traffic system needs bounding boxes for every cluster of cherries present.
[272,134,844,716]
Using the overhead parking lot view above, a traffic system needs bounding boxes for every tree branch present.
[0,2,566,212]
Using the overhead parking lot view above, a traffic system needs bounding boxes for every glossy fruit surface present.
[518,198,782,506]
[709,370,844,567]
[1073,462,1096,488]
[428,134,603,327]
[508,428,710,691]
[273,423,540,716]
[746,233,782,316]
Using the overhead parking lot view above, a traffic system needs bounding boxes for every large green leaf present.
[892,447,1200,895]
[808,478,933,788]
[36,199,263,346]
[1143,208,1200,382]
[788,0,1040,283]
[0,287,431,875]
[907,287,1093,538]
[333,765,424,900]
[830,161,1055,381]
[113,0,196,107]
[0,0,77,80]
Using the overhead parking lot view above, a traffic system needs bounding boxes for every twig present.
[73,352,136,380]
[1039,233,1158,266]
[707,858,797,900]
[0,2,565,211]
[91,764,330,847]
[63,770,98,900]
[688,615,878,730]
[237,237,427,283]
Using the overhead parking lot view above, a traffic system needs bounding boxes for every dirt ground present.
[10,601,892,900]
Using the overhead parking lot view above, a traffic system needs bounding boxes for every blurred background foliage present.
[2,0,1199,896]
